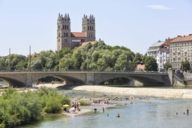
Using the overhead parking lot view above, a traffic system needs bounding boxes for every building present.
[169,34,192,69]
[147,40,169,72]
[135,64,145,72]
[57,14,96,50]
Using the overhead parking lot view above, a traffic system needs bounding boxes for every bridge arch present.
[128,75,166,86]
[0,77,26,87]
[99,77,133,86]
[94,73,170,86]
[32,74,85,86]
[94,74,133,85]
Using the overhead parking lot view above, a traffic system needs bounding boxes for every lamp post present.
[29,45,31,72]
[8,48,11,71]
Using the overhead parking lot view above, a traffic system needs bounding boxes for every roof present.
[161,38,174,46]
[150,41,164,47]
[71,32,86,38]
[170,34,192,43]
[147,41,163,52]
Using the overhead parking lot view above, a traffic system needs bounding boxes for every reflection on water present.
[23,90,192,128]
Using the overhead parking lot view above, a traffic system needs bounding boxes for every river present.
[22,90,192,128]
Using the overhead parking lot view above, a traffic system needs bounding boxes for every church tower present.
[57,13,71,50]
[82,15,96,41]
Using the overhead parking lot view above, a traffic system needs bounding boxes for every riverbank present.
[2,83,192,99]
[73,85,192,99]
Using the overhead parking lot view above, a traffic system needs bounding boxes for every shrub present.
[0,87,70,127]
[44,98,62,113]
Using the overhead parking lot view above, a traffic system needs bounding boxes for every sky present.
[0,0,192,56]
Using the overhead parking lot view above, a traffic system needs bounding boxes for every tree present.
[133,53,143,64]
[181,60,190,72]
[0,40,146,72]
[59,57,74,71]
[0,57,7,70]
[164,62,172,71]
[144,56,158,71]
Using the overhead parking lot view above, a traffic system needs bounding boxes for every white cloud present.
[146,4,172,10]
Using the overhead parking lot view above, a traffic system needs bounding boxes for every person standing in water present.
[187,109,189,115]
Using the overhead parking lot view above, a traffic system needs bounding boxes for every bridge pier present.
[25,73,33,87]
[85,73,95,85]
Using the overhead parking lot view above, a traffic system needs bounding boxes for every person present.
[77,102,80,111]
[102,107,105,113]
[94,108,97,113]
[187,109,189,115]
[117,113,120,118]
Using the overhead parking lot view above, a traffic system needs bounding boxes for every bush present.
[0,87,70,127]
[44,98,62,113]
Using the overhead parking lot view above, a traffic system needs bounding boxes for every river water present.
[23,90,192,128]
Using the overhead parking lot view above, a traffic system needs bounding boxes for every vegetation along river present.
[23,90,192,128]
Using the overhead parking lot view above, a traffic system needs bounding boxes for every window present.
[64,33,68,37]
[173,58,176,61]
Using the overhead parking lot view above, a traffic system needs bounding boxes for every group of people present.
[176,109,190,116]
[69,101,80,113]
[94,107,120,118]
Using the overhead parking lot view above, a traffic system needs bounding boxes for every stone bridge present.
[0,72,171,87]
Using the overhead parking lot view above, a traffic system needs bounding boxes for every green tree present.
[0,57,7,71]
[144,56,158,71]
[59,56,74,71]
[0,40,146,72]
[181,60,191,71]
[72,50,83,70]
[164,62,172,71]
[133,53,143,65]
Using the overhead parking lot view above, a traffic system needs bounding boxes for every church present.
[57,14,96,50]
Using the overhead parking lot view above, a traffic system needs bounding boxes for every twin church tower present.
[57,13,96,51]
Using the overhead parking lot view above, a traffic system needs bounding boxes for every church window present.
[64,33,68,37]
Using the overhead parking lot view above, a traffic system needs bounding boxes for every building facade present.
[169,34,192,69]
[147,34,192,71]
[147,40,169,72]
[57,14,96,50]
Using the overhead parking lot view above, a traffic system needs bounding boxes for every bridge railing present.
[0,70,168,75]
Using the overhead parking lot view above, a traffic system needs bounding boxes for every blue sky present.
[0,0,192,56]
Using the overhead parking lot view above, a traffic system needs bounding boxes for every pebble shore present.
[73,85,192,99]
